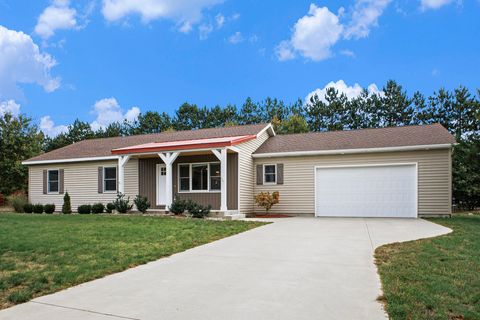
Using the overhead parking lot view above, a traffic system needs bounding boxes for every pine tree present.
[62,192,72,214]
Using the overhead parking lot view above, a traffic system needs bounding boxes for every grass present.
[0,213,266,309]
[375,215,480,320]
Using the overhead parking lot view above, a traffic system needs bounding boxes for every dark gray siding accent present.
[138,158,164,209]
[227,153,238,210]
[277,163,284,184]
[138,153,239,211]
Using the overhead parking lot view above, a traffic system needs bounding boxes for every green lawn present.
[375,215,480,320]
[0,213,266,309]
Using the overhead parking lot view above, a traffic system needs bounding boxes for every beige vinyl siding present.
[237,130,270,214]
[28,159,138,211]
[253,149,452,217]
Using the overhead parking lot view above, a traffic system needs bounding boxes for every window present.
[179,164,190,191]
[160,167,166,176]
[178,162,221,192]
[104,167,117,192]
[48,170,59,193]
[210,163,221,191]
[264,164,277,184]
[192,164,208,191]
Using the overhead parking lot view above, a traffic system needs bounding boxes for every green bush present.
[8,195,28,213]
[113,193,133,214]
[23,203,34,213]
[134,195,150,213]
[62,192,72,214]
[44,204,55,214]
[169,198,187,215]
[77,204,91,214]
[105,203,115,213]
[91,203,104,214]
[33,204,44,214]
[187,203,211,219]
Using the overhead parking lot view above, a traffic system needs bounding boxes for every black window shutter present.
[277,164,284,184]
[256,165,263,185]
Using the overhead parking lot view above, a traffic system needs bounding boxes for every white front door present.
[156,164,167,206]
[315,164,417,218]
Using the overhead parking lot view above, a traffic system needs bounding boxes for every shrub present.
[105,202,115,213]
[113,193,133,214]
[23,203,34,213]
[187,203,211,219]
[91,203,104,214]
[169,198,187,215]
[134,195,150,213]
[8,195,28,213]
[77,204,91,214]
[62,192,72,214]
[33,204,44,214]
[44,204,55,214]
[255,191,280,213]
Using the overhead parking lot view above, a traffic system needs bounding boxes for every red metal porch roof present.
[111,135,256,155]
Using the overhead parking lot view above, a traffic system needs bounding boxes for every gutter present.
[22,156,120,165]
[252,143,454,158]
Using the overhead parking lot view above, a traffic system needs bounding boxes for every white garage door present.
[315,164,417,218]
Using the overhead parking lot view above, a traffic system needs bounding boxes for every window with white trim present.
[103,167,117,192]
[48,170,59,193]
[210,163,221,191]
[178,162,221,192]
[179,164,190,191]
[264,164,277,184]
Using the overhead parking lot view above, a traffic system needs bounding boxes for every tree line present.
[1,80,479,209]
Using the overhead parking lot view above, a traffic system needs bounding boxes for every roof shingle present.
[254,124,455,155]
[26,123,269,162]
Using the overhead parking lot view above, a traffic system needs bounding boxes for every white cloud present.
[90,97,140,130]
[215,13,225,28]
[340,49,356,57]
[306,80,381,104]
[420,0,455,9]
[228,31,244,44]
[276,4,343,62]
[343,0,391,39]
[0,100,20,117]
[102,0,223,32]
[199,23,214,40]
[35,0,77,39]
[40,116,68,137]
[0,25,60,98]
[276,1,392,62]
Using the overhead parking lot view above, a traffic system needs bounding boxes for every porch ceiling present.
[111,135,255,155]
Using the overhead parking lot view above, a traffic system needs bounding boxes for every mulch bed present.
[254,214,292,218]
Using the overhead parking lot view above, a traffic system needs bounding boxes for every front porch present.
[111,135,253,219]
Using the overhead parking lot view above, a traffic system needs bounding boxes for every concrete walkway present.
[0,218,451,320]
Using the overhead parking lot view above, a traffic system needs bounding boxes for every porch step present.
[222,213,246,221]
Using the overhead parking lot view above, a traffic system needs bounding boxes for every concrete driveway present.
[0,218,450,320]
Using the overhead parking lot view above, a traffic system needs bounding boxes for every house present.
[22,123,456,218]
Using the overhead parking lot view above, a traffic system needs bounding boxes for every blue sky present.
[0,0,479,135]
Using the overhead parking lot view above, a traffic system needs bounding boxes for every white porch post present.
[118,155,131,194]
[212,148,228,212]
[158,152,179,210]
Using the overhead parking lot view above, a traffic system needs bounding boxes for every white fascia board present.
[252,144,454,158]
[22,156,120,165]
[257,123,275,137]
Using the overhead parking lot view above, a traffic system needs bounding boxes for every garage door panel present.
[315,164,417,218]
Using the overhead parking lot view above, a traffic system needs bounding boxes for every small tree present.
[62,192,72,214]
[255,191,279,214]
